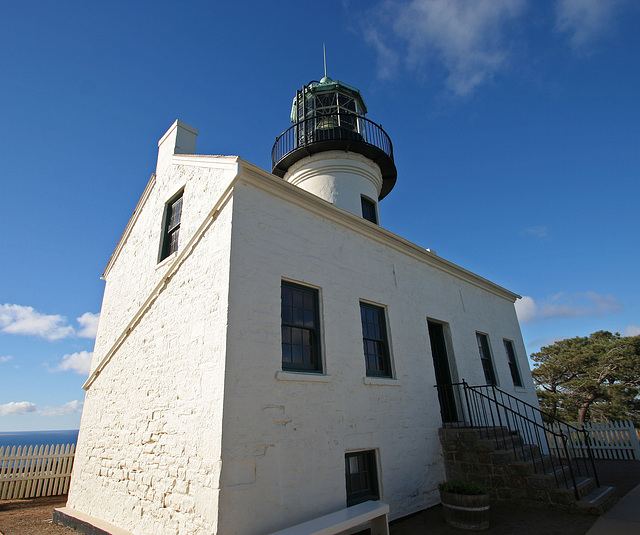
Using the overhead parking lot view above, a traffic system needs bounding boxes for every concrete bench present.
[269,500,390,535]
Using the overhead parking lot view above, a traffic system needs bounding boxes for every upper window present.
[159,191,183,262]
[281,281,322,373]
[360,303,392,377]
[345,450,379,507]
[503,339,523,388]
[476,332,497,385]
[361,196,378,224]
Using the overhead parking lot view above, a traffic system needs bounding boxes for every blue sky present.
[1,0,638,432]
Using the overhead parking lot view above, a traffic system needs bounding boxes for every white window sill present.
[156,251,177,269]
[363,377,400,386]
[276,371,332,383]
[513,386,527,393]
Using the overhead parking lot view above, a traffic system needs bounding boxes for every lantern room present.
[272,77,397,201]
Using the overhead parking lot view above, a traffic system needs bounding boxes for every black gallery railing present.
[272,113,394,171]
[436,381,600,500]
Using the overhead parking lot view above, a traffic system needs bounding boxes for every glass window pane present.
[303,292,313,310]
[282,326,291,344]
[282,344,292,363]
[303,310,314,327]
[292,327,302,346]
[282,287,292,306]
[292,345,303,364]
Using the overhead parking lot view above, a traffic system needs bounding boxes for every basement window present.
[159,190,183,262]
[345,450,380,507]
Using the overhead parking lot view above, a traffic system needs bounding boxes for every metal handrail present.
[272,113,394,170]
[436,381,600,499]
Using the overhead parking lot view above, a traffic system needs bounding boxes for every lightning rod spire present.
[323,43,327,78]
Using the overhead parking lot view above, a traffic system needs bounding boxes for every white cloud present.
[362,25,401,80]
[0,304,99,341]
[0,401,37,416]
[623,324,640,336]
[524,226,549,238]
[515,295,538,323]
[39,400,83,417]
[516,292,622,324]
[76,312,100,339]
[0,303,74,340]
[556,0,623,49]
[365,0,527,96]
[0,355,12,363]
[0,399,84,417]
[55,351,93,375]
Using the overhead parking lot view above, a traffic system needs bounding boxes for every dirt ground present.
[0,495,72,535]
[0,459,638,535]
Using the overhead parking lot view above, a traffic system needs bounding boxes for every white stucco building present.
[58,77,537,535]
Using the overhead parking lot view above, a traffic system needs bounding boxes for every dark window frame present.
[503,339,523,388]
[345,450,380,507]
[159,189,184,262]
[476,332,497,385]
[360,302,392,378]
[361,196,378,224]
[281,281,322,373]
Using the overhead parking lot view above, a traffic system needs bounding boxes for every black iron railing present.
[271,113,394,171]
[436,381,600,499]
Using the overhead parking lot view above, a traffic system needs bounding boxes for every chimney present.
[156,120,198,173]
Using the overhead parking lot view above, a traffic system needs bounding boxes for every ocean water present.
[0,429,79,451]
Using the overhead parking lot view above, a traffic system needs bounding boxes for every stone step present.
[525,467,575,491]
[475,426,517,440]
[440,425,618,514]
[554,476,597,500]
[575,485,618,515]
[476,434,524,452]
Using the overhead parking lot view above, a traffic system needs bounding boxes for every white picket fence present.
[548,420,640,460]
[0,443,75,500]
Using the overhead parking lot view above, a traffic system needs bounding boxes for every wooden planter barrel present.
[440,490,490,531]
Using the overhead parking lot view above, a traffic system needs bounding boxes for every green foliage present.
[531,331,640,425]
[439,480,487,495]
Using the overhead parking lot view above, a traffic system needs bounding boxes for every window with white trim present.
[159,190,183,262]
[345,450,380,506]
[281,281,322,373]
[360,303,392,377]
[503,339,523,388]
[476,332,497,385]
[361,196,378,224]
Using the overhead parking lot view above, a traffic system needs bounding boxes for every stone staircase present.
[439,426,618,514]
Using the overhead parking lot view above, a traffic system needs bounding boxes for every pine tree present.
[531,331,640,425]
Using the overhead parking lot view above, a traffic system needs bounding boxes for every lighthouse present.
[272,77,397,222]
[58,75,536,535]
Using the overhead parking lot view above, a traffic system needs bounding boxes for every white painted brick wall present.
[91,158,238,375]
[216,178,536,534]
[68,159,237,534]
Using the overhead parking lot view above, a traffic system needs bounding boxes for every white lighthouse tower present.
[272,77,397,223]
